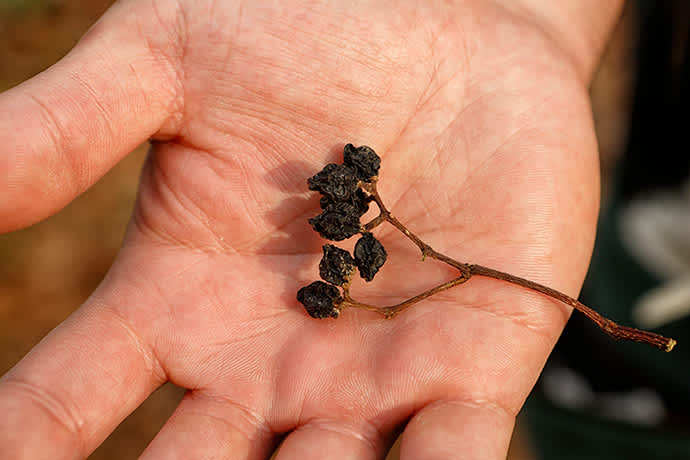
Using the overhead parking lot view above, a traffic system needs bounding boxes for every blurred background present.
[0,0,683,458]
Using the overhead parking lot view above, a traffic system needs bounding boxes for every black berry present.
[297,281,342,318]
[308,163,359,201]
[354,232,387,281]
[308,202,362,241]
[320,188,370,217]
[343,144,380,182]
[319,245,356,286]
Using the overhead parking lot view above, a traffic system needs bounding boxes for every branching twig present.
[349,181,676,352]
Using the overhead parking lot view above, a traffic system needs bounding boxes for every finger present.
[0,0,181,232]
[399,400,515,460]
[0,298,165,459]
[140,391,275,460]
[275,419,388,460]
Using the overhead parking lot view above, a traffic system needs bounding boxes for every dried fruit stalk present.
[298,145,677,352]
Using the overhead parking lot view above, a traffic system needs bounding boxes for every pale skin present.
[0,1,622,458]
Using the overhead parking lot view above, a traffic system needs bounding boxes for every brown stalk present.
[344,180,676,352]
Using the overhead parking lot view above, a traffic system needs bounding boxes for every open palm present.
[0,1,618,458]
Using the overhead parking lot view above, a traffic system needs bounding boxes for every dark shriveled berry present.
[308,163,359,201]
[319,245,356,286]
[320,188,370,217]
[308,202,362,241]
[343,144,381,182]
[297,281,342,318]
[354,232,387,281]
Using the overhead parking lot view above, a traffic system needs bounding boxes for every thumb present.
[0,0,182,232]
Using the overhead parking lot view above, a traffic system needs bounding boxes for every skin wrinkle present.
[412,6,479,112]
[518,134,558,255]
[371,323,525,429]
[133,208,202,254]
[412,18,472,122]
[366,336,426,418]
[384,84,435,180]
[155,274,286,383]
[261,153,309,197]
[216,6,236,70]
[98,3,185,142]
[65,71,115,186]
[406,182,448,240]
[493,3,569,67]
[203,295,288,350]
[217,104,284,146]
[143,0,187,139]
[25,92,70,191]
[204,141,298,234]
[208,0,221,29]
[99,301,167,383]
[434,85,495,152]
[156,406,272,458]
[244,12,422,151]
[418,67,468,137]
[233,0,244,44]
[166,134,270,215]
[264,7,399,77]
[295,417,384,454]
[420,397,517,425]
[416,19,444,102]
[279,341,358,434]
[141,137,319,256]
[137,150,233,253]
[386,283,562,344]
[189,153,257,248]
[224,77,344,136]
[226,141,295,189]
[126,59,154,113]
[330,73,396,107]
[245,211,315,255]
[63,311,164,415]
[459,295,564,340]
[458,127,534,199]
[157,253,217,289]
[384,88,498,216]
[185,13,420,165]
[148,265,187,336]
[226,151,271,237]
[198,82,331,152]
[98,275,176,383]
[189,390,273,440]
[432,83,486,137]
[1,376,87,455]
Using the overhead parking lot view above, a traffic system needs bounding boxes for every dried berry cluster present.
[297,144,387,318]
[306,144,379,241]
[293,142,677,352]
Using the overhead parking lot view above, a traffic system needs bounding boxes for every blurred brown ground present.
[0,1,636,458]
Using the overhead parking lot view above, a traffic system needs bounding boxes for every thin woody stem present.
[357,181,676,352]
[362,181,470,276]
[341,275,470,318]
[468,264,676,352]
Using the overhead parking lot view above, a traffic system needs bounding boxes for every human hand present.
[0,1,621,458]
